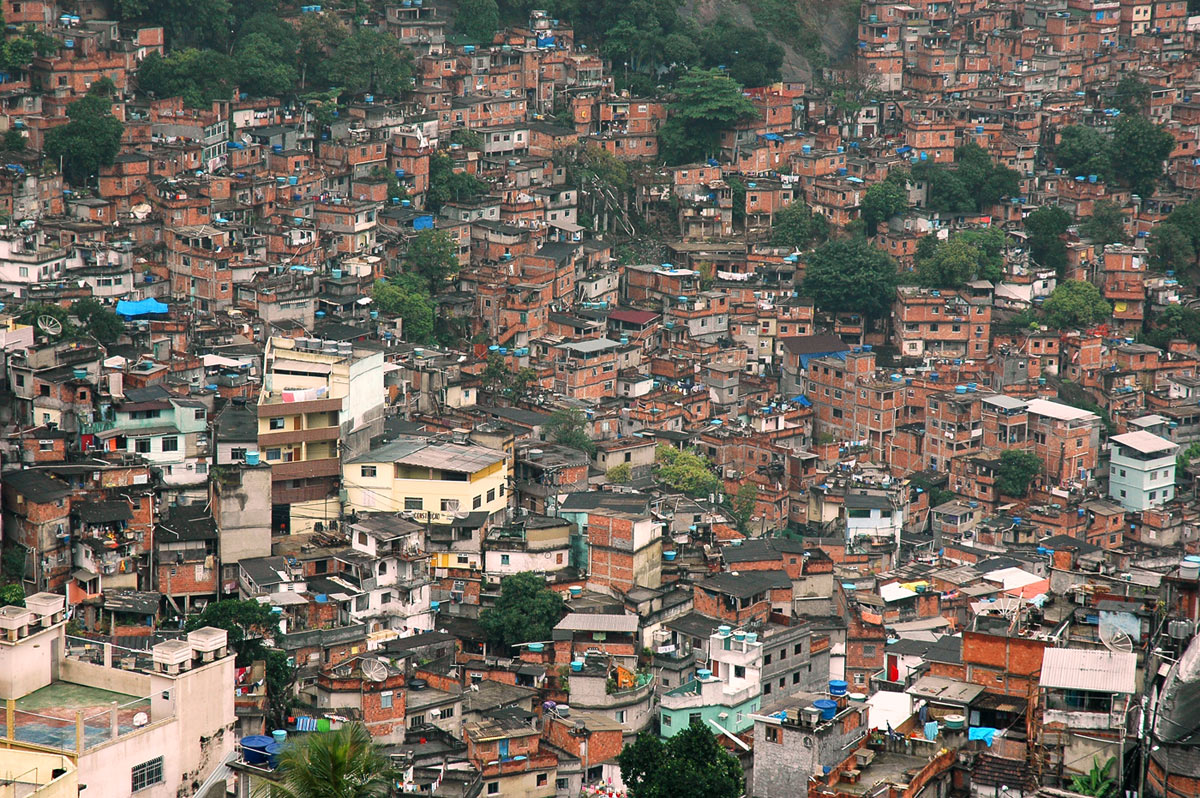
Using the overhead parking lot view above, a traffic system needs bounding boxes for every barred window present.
[132,757,164,792]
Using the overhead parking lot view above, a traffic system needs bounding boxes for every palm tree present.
[258,724,394,798]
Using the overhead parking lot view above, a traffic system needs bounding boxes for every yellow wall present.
[343,459,508,518]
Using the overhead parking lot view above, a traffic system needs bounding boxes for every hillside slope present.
[679,0,861,81]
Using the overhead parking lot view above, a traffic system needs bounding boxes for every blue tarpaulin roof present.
[116,298,169,318]
[792,395,812,407]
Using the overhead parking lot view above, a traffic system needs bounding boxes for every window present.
[662,714,672,726]
[441,498,459,512]
[269,417,285,430]
[861,644,877,657]
[487,488,495,502]
[537,774,548,787]
[381,691,393,709]
[161,437,179,453]
[764,653,772,665]
[473,495,482,509]
[616,710,626,723]
[405,497,423,510]
[734,665,746,679]
[487,783,499,795]
[501,554,510,565]
[132,758,164,792]
[765,726,781,743]
[689,712,701,726]
[793,672,802,684]
[557,778,569,791]
[266,448,282,461]
[135,439,151,454]
[361,466,377,478]
[794,643,803,655]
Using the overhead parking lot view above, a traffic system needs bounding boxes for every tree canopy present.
[44,94,124,185]
[861,177,908,236]
[658,69,757,165]
[911,144,1020,214]
[405,230,459,294]
[1079,200,1127,246]
[1054,125,1112,181]
[545,409,596,455]
[654,445,720,498]
[802,238,897,321]
[70,298,123,344]
[995,449,1042,498]
[619,721,744,798]
[770,201,828,250]
[1042,280,1112,330]
[480,572,565,650]
[1148,223,1196,272]
[1024,205,1072,274]
[912,228,1005,288]
[1110,113,1175,198]
[372,275,435,344]
[426,153,490,213]
[328,29,413,97]
[455,0,500,42]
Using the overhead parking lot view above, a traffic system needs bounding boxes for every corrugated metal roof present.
[1040,648,1136,693]
[554,612,639,633]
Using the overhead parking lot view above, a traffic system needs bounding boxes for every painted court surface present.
[3,682,150,750]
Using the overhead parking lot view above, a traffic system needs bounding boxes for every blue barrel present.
[241,735,273,765]
[272,729,288,745]
[265,742,283,768]
[829,680,848,696]
[570,660,583,672]
[663,551,677,561]
[814,699,838,720]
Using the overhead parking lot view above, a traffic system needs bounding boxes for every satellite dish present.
[37,315,63,336]
[1101,628,1133,654]
[361,658,388,682]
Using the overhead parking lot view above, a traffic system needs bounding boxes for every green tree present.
[455,0,500,41]
[1024,205,1072,274]
[265,723,394,798]
[619,721,744,798]
[654,445,720,498]
[1080,200,1127,246]
[658,68,756,165]
[545,409,596,455]
[913,234,1003,288]
[1111,75,1150,116]
[1070,756,1117,798]
[137,49,234,107]
[861,180,908,236]
[16,302,73,338]
[480,572,565,650]
[2,129,24,151]
[1166,199,1200,253]
[185,599,294,726]
[607,463,633,484]
[1149,223,1195,271]
[696,18,783,88]
[482,350,510,394]
[297,13,348,89]
[328,29,412,97]
[1177,441,1200,472]
[771,201,828,249]
[234,32,298,98]
[426,152,489,212]
[1111,113,1175,198]
[995,449,1042,498]
[44,94,124,185]
[71,298,123,344]
[802,238,897,321]
[1054,125,1112,180]
[1043,280,1112,330]
[955,143,1021,210]
[405,229,458,294]
[730,482,758,535]
[1143,304,1200,349]
[372,276,435,344]
[508,367,539,400]
[0,582,24,607]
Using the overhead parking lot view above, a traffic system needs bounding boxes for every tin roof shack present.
[552,612,640,670]
[1037,648,1137,792]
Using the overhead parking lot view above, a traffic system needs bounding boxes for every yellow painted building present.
[343,437,509,522]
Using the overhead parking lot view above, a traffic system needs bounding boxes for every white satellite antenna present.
[36,315,62,336]
[361,658,388,682]
[1100,627,1134,654]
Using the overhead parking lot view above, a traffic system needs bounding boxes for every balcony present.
[269,457,340,481]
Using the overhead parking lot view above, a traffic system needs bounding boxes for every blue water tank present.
[813,699,838,720]
[829,680,848,696]
[241,736,273,765]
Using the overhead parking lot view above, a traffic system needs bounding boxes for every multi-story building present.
[343,436,509,523]
[258,335,385,533]
[892,286,992,360]
[659,626,763,737]
[1108,430,1177,511]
